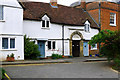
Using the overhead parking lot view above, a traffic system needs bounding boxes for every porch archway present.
[70,31,83,57]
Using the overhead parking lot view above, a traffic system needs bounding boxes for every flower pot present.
[62,55,64,58]
[7,57,15,62]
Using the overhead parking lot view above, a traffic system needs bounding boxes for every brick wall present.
[100,2,119,31]
[101,8,119,31]
[85,2,120,31]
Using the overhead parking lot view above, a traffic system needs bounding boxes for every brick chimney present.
[50,0,58,8]
[81,0,86,10]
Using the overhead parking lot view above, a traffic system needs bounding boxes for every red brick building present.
[75,1,120,31]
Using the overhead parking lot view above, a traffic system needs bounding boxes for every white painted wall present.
[23,20,62,39]
[0,0,22,8]
[23,18,99,57]
[0,1,24,61]
[2,6,23,34]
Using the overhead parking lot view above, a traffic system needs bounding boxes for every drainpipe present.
[99,2,101,52]
[99,2,101,30]
[62,25,64,56]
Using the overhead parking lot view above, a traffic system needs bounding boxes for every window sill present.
[1,49,17,51]
[0,20,5,22]
[110,24,116,27]
[85,31,90,33]
[47,49,57,51]
[41,27,50,30]
[91,48,97,50]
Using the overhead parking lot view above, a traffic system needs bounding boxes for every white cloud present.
[28,0,79,6]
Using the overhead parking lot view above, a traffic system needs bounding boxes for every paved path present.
[2,59,118,78]
[1,57,107,65]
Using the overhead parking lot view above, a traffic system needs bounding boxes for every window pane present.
[10,39,15,48]
[110,13,115,24]
[53,41,55,49]
[0,5,3,20]
[48,41,51,49]
[42,21,45,27]
[2,38,8,49]
[88,25,89,32]
[85,24,86,32]
[46,21,49,27]
[85,24,89,32]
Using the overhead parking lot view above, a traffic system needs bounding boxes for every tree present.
[24,35,40,59]
[89,30,120,69]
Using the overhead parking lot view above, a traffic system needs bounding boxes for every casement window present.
[46,21,49,27]
[85,24,90,32]
[53,41,55,49]
[2,38,8,49]
[2,38,15,49]
[48,41,51,49]
[42,21,45,27]
[110,13,116,26]
[91,44,97,50]
[42,20,49,28]
[48,41,56,50]
[0,5,3,20]
[10,39,15,48]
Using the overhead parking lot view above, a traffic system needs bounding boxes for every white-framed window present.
[42,20,49,28]
[110,13,116,26]
[91,44,97,50]
[10,38,15,49]
[48,41,56,50]
[2,38,8,49]
[0,5,3,20]
[85,24,90,32]
[2,38,15,49]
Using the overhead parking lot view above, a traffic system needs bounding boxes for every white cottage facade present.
[0,0,24,60]
[0,0,99,60]
[23,15,99,58]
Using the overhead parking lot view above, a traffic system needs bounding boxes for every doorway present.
[38,41,45,58]
[72,40,80,57]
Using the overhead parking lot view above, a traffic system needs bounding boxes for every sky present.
[28,0,80,6]
[27,0,119,6]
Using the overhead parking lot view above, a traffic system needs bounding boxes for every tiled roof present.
[22,2,99,28]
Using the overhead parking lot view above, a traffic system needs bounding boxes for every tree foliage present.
[89,30,120,60]
[24,35,40,59]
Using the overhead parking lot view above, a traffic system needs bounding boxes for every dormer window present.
[110,13,116,26]
[41,14,50,28]
[85,24,90,32]
[46,21,49,27]
[42,20,45,27]
[84,20,90,32]
[42,20,49,28]
[0,5,3,20]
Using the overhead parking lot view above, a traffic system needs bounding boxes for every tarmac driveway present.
[2,60,118,78]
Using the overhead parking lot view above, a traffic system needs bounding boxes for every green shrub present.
[114,58,120,68]
[24,35,41,60]
[52,54,62,59]
[0,68,6,79]
[89,30,120,68]
[10,53,14,57]
[58,55,62,58]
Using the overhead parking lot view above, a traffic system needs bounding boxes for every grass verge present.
[0,68,6,80]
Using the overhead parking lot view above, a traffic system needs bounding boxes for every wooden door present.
[72,40,80,57]
[83,42,89,56]
[38,41,45,58]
